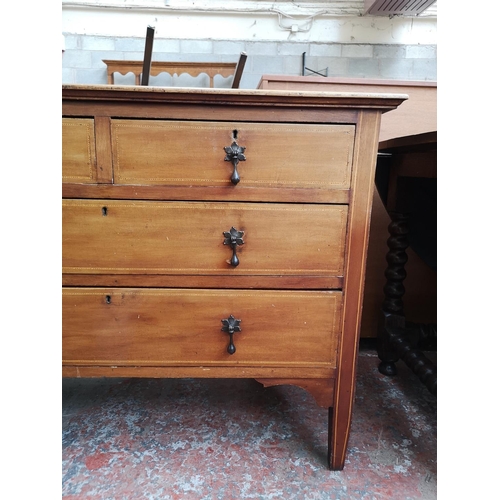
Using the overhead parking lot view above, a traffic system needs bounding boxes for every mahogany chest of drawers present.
[62,84,405,470]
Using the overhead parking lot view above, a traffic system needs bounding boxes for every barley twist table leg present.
[377,213,409,376]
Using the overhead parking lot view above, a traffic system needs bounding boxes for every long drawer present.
[111,120,355,189]
[62,200,348,276]
[62,288,342,367]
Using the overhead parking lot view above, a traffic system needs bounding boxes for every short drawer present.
[62,200,348,276]
[62,118,96,183]
[62,288,341,367]
[111,120,355,190]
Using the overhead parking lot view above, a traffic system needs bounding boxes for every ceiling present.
[364,0,437,16]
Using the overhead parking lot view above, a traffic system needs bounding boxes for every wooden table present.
[258,75,436,143]
[257,75,437,339]
[103,60,238,87]
[375,131,437,394]
[62,84,406,470]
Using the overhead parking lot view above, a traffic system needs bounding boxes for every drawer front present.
[62,200,348,276]
[62,118,96,183]
[62,288,341,366]
[111,120,355,190]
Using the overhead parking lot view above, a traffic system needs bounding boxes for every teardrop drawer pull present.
[221,315,241,355]
[223,227,245,267]
[223,140,246,185]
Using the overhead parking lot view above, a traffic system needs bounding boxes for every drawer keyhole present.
[105,295,111,304]
[102,206,108,216]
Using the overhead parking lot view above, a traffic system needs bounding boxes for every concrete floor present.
[62,343,437,499]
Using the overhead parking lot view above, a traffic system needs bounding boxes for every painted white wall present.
[62,0,437,86]
[62,0,437,45]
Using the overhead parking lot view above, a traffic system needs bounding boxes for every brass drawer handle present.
[223,140,246,185]
[221,315,241,355]
[223,227,244,267]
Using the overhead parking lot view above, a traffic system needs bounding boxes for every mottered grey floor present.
[62,342,437,499]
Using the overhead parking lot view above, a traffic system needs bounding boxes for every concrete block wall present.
[62,34,437,89]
